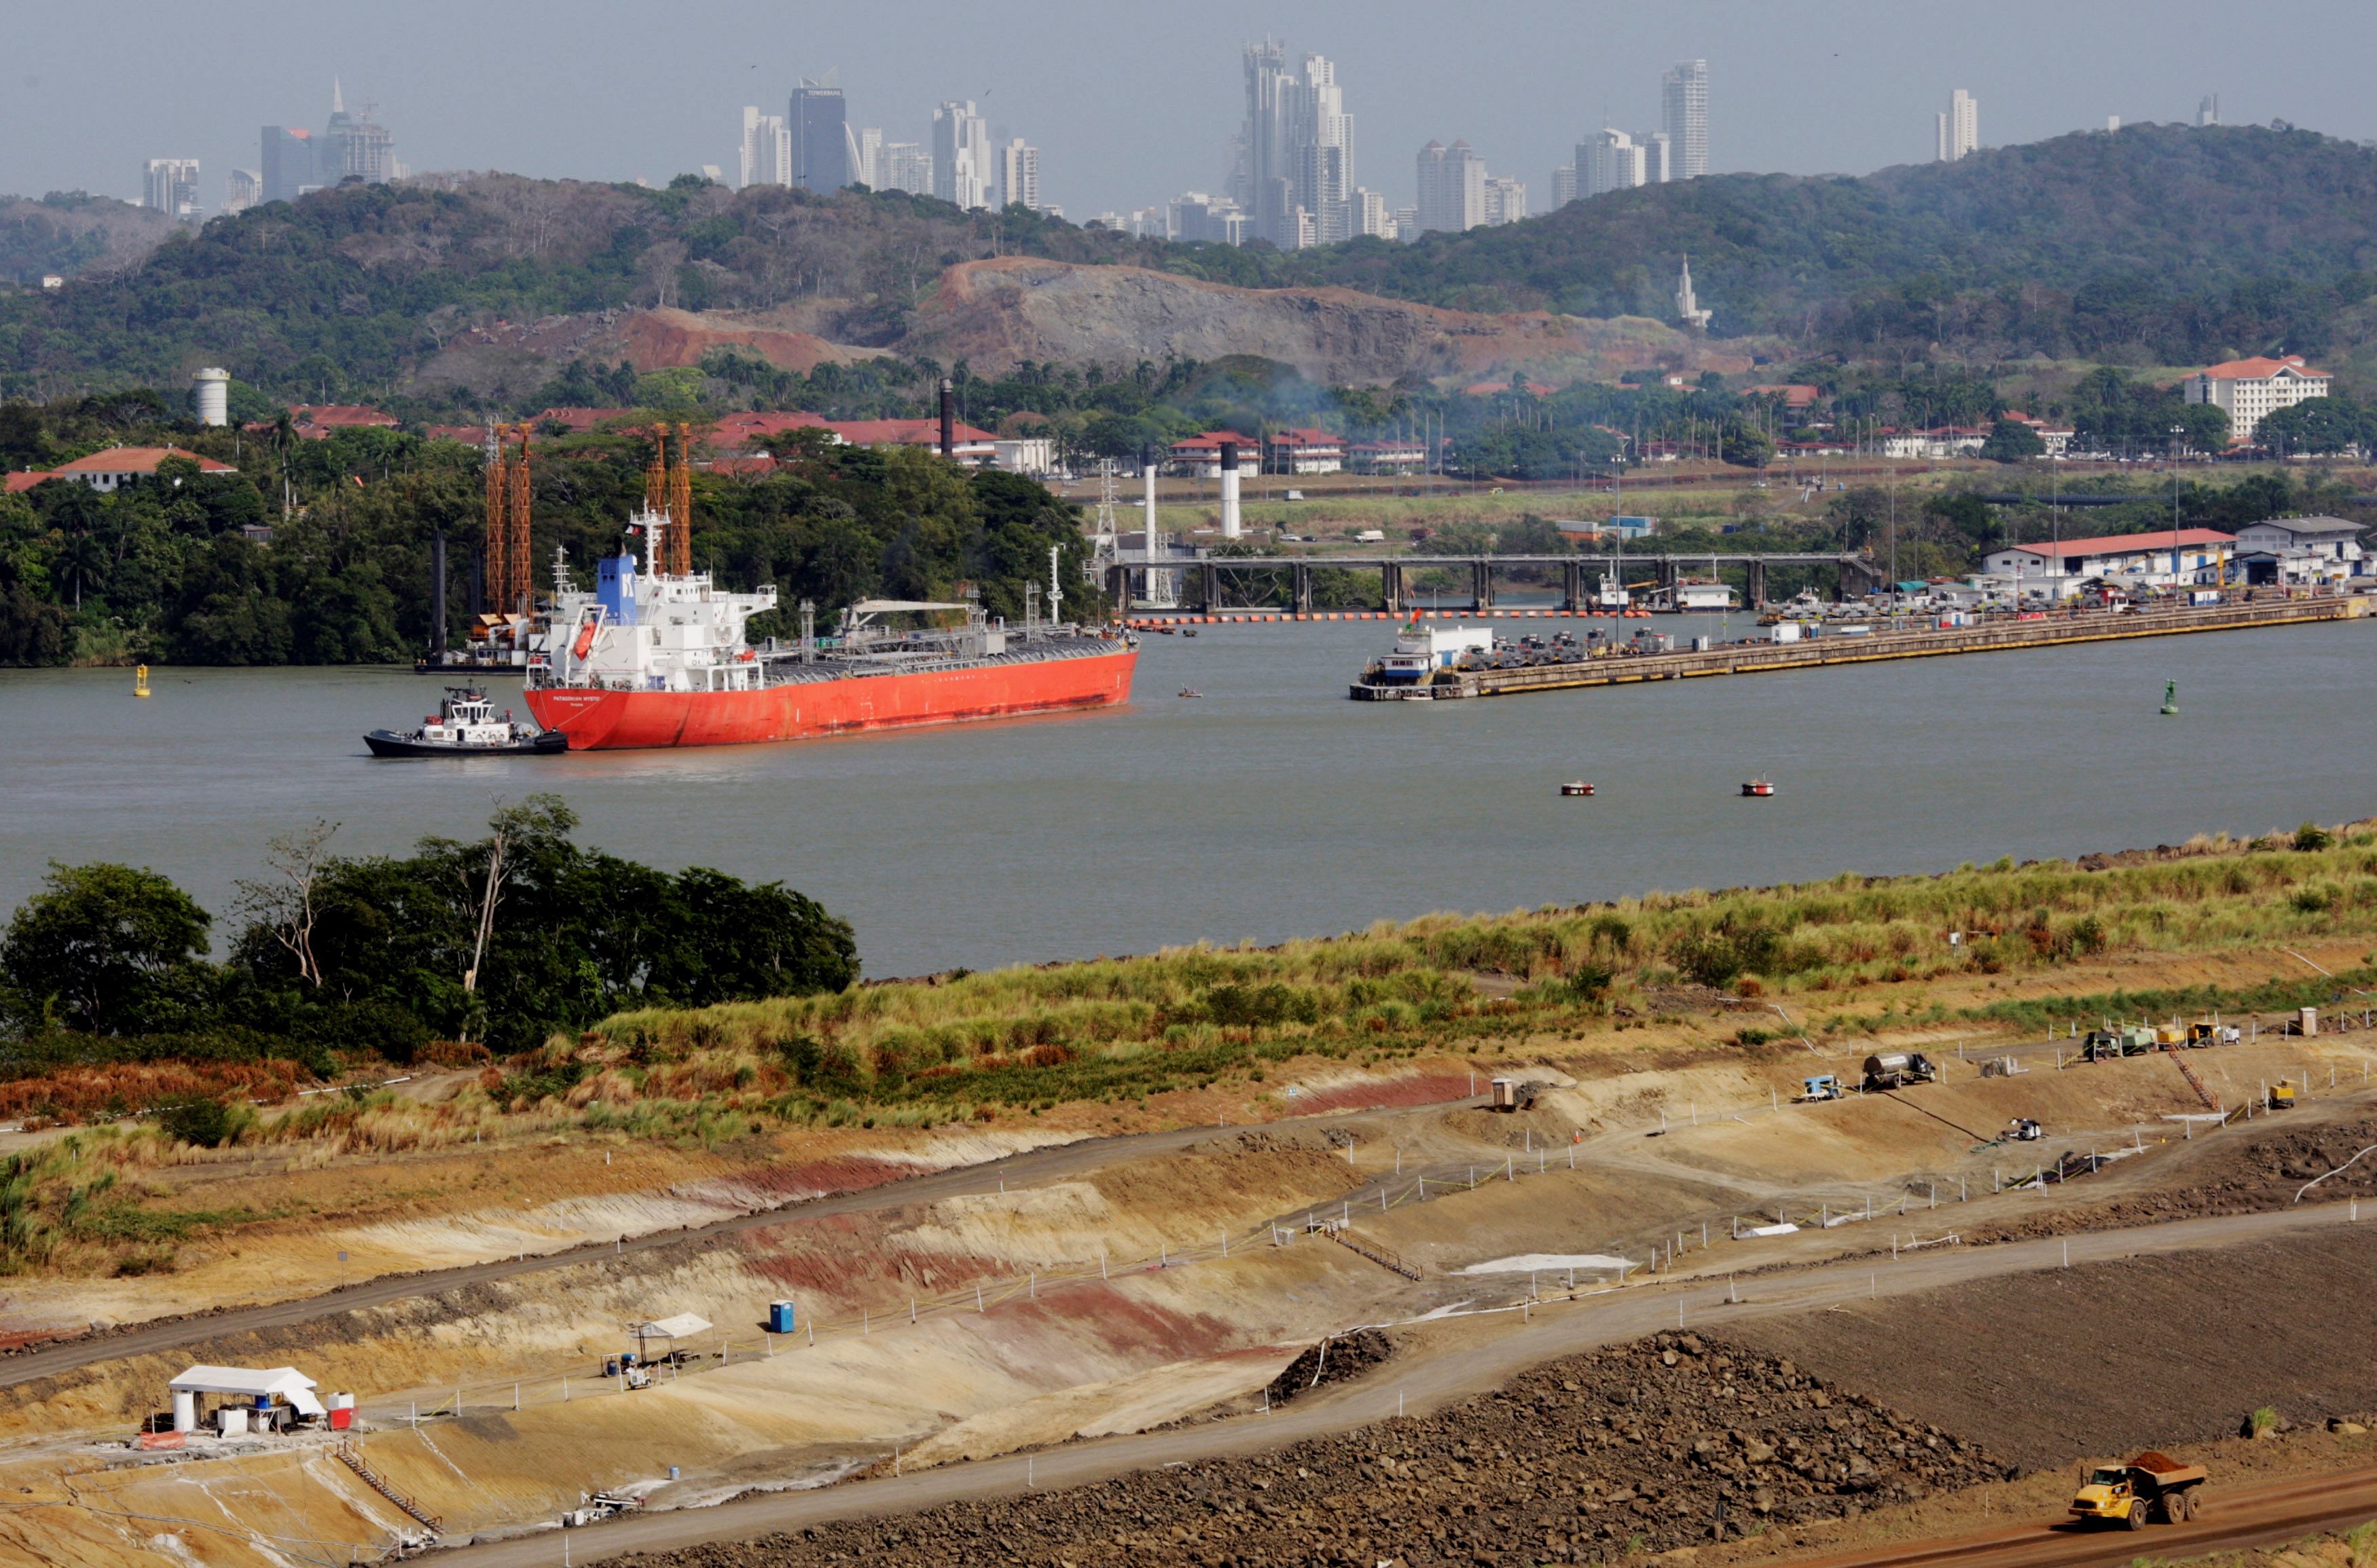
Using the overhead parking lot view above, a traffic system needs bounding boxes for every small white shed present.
[168,1364,325,1434]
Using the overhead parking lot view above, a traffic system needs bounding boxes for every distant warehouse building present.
[2183,354,2329,442]
[2230,515,2366,585]
[1980,528,2238,595]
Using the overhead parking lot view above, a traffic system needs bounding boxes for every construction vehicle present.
[1861,1052,1938,1091]
[2080,1031,2124,1063]
[1800,1074,1844,1102]
[2069,1451,2207,1529]
[2008,1117,2044,1142]
[2268,1079,2298,1111]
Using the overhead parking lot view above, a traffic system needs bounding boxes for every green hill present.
[3,122,2376,408]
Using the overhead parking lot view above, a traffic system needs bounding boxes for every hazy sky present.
[10,1,2374,219]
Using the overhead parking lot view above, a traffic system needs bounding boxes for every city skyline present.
[38,0,2372,226]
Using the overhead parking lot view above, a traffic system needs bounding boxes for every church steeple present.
[1675,253,1713,331]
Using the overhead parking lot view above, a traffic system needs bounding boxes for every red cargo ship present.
[522,507,1135,750]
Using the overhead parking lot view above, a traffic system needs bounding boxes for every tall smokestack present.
[939,378,955,458]
[1218,439,1241,539]
[1141,443,1158,553]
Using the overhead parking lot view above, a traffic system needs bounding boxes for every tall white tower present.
[194,367,230,427]
[1661,60,1709,179]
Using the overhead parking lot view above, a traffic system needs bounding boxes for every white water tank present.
[194,367,231,427]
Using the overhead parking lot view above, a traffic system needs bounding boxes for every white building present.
[932,101,992,208]
[1980,528,2238,596]
[997,139,1040,212]
[2230,515,2365,584]
[1414,139,1485,232]
[1937,90,1978,161]
[1482,175,1527,226]
[992,436,1056,475]
[1582,129,1646,196]
[223,168,261,215]
[1675,255,1712,331]
[143,158,200,217]
[880,143,932,196]
[1550,165,1577,208]
[739,109,791,189]
[1169,193,1246,244]
[1662,59,1709,178]
[1354,187,1394,238]
[854,127,882,188]
[2183,354,2331,442]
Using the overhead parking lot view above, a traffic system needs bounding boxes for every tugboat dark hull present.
[364,729,569,758]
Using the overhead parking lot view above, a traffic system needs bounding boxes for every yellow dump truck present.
[2070,1451,2207,1529]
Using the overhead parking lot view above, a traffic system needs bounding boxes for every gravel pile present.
[621,1332,2011,1568]
[1264,1329,1394,1408]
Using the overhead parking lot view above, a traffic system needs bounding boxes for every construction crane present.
[670,422,694,575]
[482,424,508,615]
[503,429,532,615]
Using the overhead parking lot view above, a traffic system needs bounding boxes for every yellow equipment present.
[2071,1452,2206,1529]
[2269,1080,2298,1110]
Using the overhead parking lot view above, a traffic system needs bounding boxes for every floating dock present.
[1349,596,2367,701]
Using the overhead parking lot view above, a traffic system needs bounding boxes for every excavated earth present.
[1961,1112,2377,1242]
[618,1332,2014,1568]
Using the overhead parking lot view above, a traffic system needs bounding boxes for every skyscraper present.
[1234,43,1356,247]
[224,169,261,214]
[1550,166,1577,209]
[1482,176,1527,227]
[879,143,932,196]
[740,108,792,188]
[1641,131,1673,185]
[998,139,1040,212]
[143,159,200,216]
[1581,129,1646,196]
[932,101,990,208]
[854,127,883,188]
[318,81,395,185]
[1937,90,1978,161]
[790,78,850,191]
[1414,140,1485,234]
[259,127,316,204]
[1661,60,1709,179]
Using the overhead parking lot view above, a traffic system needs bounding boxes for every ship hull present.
[524,646,1137,750]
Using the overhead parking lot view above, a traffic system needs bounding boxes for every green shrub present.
[157,1098,238,1148]
[2296,822,2336,852]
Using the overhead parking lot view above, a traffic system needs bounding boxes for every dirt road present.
[1779,1467,2377,1568]
[435,1201,2370,1567]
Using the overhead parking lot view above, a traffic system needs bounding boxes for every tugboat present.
[1561,781,1596,797]
[1741,778,1776,797]
[365,688,568,757]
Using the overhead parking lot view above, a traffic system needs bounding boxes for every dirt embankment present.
[1730,1228,2377,1470]
[618,1333,2011,1568]
[896,257,1757,386]
[1965,1114,2377,1243]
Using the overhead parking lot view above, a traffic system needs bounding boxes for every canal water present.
[4,615,2371,978]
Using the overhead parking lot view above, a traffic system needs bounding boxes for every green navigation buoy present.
[2160,680,2178,716]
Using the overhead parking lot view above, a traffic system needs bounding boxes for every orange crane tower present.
[669,422,694,576]
[503,429,534,615]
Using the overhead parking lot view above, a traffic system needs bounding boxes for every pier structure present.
[1345,594,2366,701]
[1107,553,1885,617]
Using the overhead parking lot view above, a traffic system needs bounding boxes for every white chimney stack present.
[1219,439,1241,539]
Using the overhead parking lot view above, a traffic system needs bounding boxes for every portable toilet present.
[329,1393,355,1431]
[767,1299,797,1334]
[1489,1078,1517,1112]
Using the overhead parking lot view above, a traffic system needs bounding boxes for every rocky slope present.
[893,257,1756,386]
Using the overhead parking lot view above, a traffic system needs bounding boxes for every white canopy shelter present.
[168,1365,324,1432]
[632,1313,712,1341]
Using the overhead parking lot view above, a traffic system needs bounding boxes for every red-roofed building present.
[826,418,998,464]
[524,407,644,435]
[1981,528,2238,596]
[2183,354,2330,441]
[292,405,398,439]
[710,411,833,449]
[1347,440,1429,475]
[1744,384,1821,409]
[45,446,238,493]
[5,470,55,493]
[1264,428,1345,474]
[1166,431,1256,478]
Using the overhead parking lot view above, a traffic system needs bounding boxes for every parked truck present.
[1861,1052,1938,1091]
[2069,1451,2207,1529]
